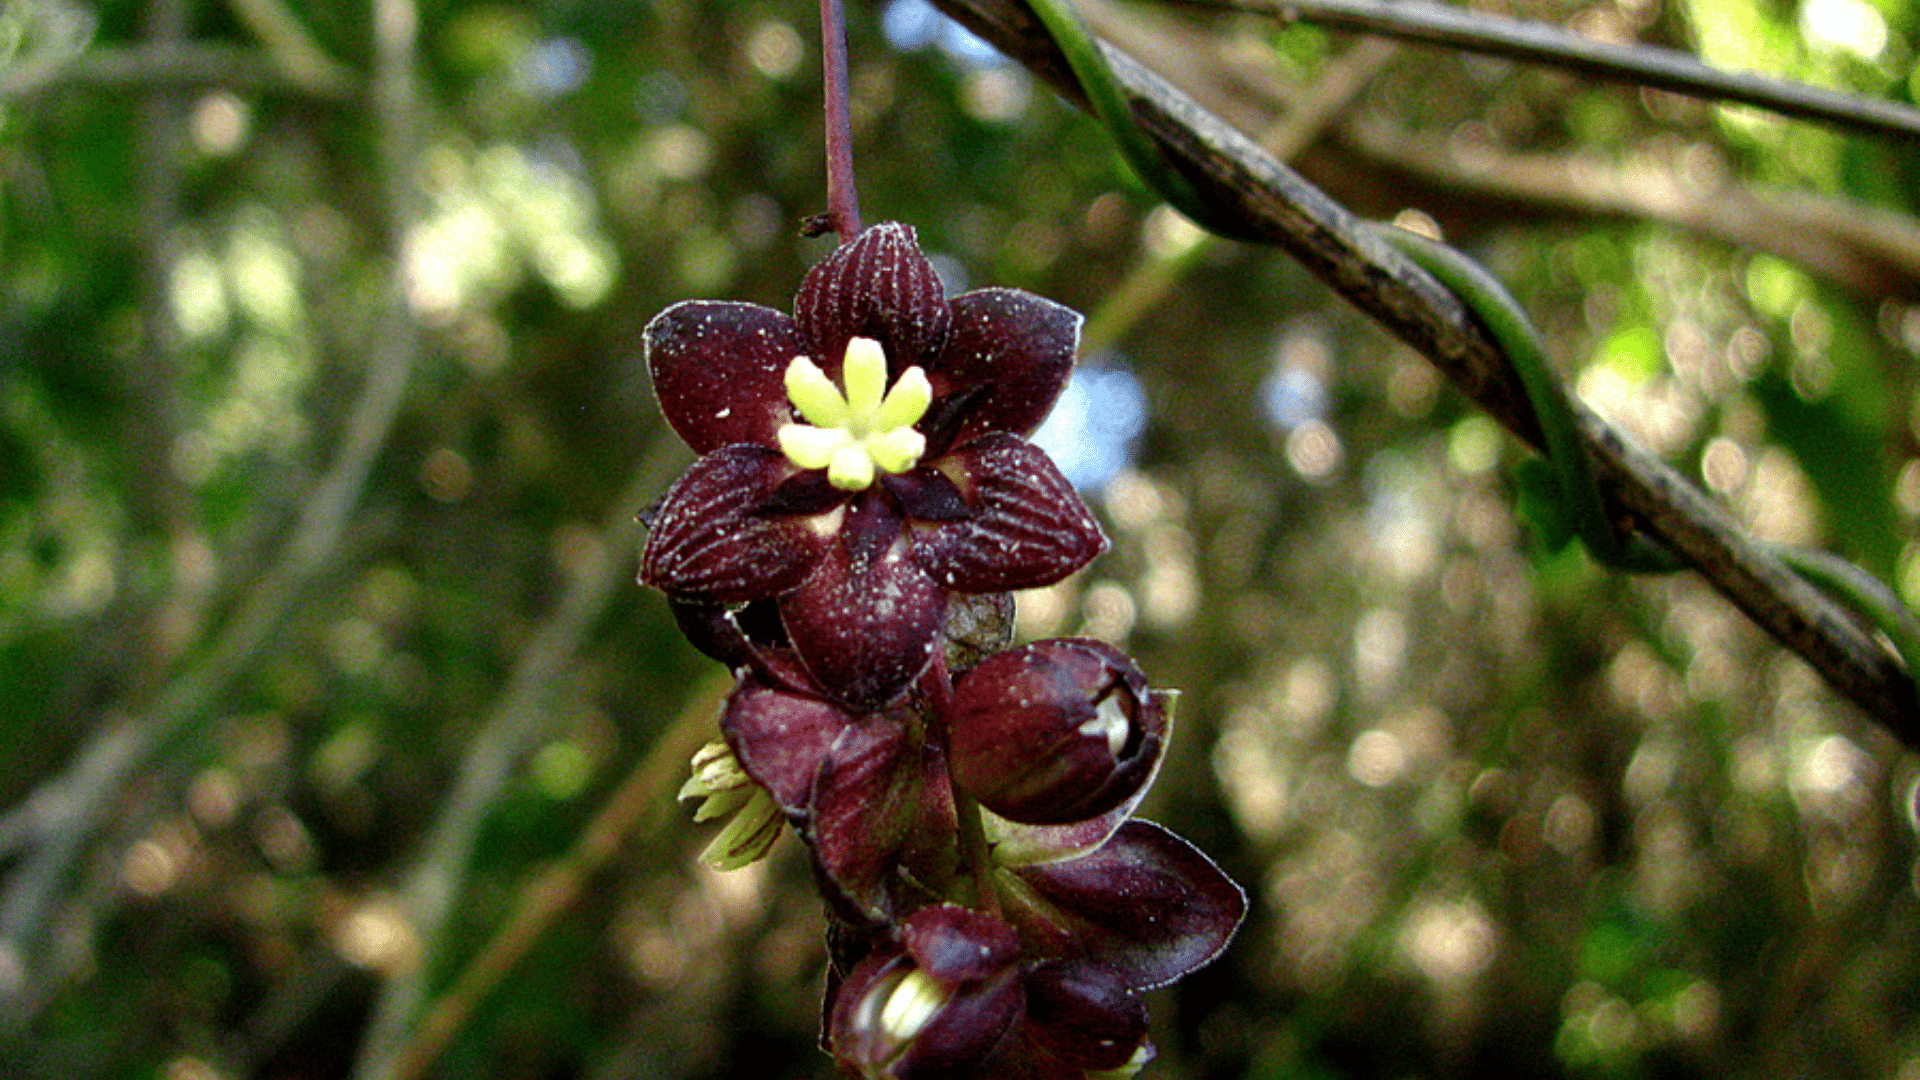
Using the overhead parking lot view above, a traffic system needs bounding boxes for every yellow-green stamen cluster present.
[778,336,932,491]
[678,741,783,871]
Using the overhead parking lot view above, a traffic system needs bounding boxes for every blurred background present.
[3,0,1920,1076]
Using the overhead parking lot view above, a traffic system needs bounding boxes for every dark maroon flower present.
[641,223,1107,710]
[949,639,1170,826]
[821,817,1241,1080]
[1018,960,1152,1073]
[830,905,1027,1079]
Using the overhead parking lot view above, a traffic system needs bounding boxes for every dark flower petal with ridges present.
[796,222,951,377]
[641,447,834,604]
[922,288,1079,457]
[647,301,804,453]
[914,435,1106,594]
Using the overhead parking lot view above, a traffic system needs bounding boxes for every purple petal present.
[913,435,1108,593]
[782,496,949,710]
[975,1028,1114,1080]
[901,904,1022,984]
[722,674,856,812]
[795,222,951,378]
[883,467,972,523]
[640,447,835,604]
[830,949,1025,1079]
[922,288,1081,456]
[809,714,925,924]
[646,300,802,454]
[1001,820,1245,990]
[949,640,1169,826]
[1021,960,1150,1072]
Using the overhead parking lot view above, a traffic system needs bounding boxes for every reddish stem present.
[819,0,863,242]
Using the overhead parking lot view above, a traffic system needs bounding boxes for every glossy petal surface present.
[783,497,948,710]
[914,435,1108,593]
[950,639,1169,826]
[809,715,925,924]
[922,289,1080,456]
[902,905,1022,984]
[646,300,803,454]
[640,446,834,603]
[1000,821,1245,990]
[722,672,856,812]
[830,949,1024,1080]
[795,223,950,380]
[1021,960,1150,1071]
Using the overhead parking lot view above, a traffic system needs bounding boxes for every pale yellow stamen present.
[777,336,932,491]
[877,969,949,1041]
[679,741,783,871]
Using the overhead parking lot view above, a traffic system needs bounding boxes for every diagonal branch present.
[1167,0,1920,142]
[1338,119,1920,299]
[0,0,415,1022]
[382,671,728,1080]
[926,0,1920,737]
[227,0,357,96]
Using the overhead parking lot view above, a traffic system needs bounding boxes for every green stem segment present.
[1025,0,1232,234]
[919,653,1001,914]
[954,789,1002,916]
[1376,226,1680,573]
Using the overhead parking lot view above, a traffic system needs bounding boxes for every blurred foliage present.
[2,0,1920,1078]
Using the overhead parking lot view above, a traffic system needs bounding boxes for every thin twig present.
[383,671,729,1080]
[927,0,1920,736]
[347,438,692,1080]
[227,0,358,96]
[1166,0,1920,141]
[820,0,864,241]
[0,42,352,99]
[1340,119,1920,299]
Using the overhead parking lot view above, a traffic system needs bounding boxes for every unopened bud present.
[948,640,1170,825]
[830,906,1025,1079]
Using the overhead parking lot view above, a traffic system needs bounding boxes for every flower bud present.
[948,640,1169,825]
[830,905,1025,1079]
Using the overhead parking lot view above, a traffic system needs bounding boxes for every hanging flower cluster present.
[644,222,1243,1079]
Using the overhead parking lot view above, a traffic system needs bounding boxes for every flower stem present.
[919,653,1000,915]
[954,788,1001,917]
[819,0,863,242]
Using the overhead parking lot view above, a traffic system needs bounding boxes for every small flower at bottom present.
[829,905,1026,1079]
[678,740,784,871]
